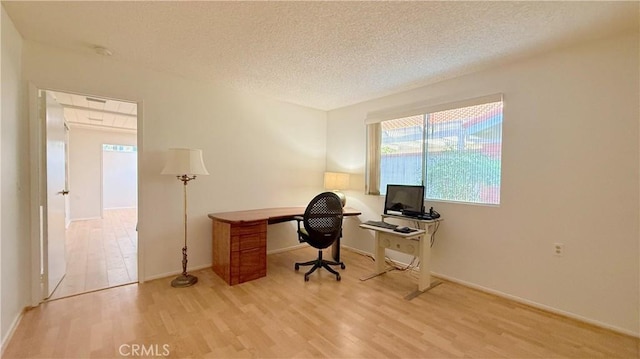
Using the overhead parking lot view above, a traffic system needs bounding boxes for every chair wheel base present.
[295,251,345,282]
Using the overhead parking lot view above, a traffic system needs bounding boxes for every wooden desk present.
[208,206,361,285]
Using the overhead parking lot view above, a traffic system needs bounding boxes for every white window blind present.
[366,95,503,205]
[379,115,424,191]
[365,94,502,124]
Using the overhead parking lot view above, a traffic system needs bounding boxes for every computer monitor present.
[383,184,425,216]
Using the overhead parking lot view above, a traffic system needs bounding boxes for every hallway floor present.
[49,208,138,300]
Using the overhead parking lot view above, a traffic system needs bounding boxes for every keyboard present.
[363,220,398,229]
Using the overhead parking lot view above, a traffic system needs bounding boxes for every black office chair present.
[294,192,345,281]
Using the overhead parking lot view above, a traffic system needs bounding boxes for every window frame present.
[365,94,503,206]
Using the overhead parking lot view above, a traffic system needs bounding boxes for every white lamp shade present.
[324,172,350,190]
[161,148,209,176]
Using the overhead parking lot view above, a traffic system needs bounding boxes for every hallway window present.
[103,144,137,153]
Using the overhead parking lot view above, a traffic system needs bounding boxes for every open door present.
[42,90,68,298]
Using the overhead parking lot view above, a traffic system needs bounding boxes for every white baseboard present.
[141,243,639,338]
[143,263,213,282]
[342,245,372,257]
[267,243,307,255]
[1,307,26,356]
[342,245,639,338]
[433,272,639,338]
[69,216,101,222]
[143,244,309,282]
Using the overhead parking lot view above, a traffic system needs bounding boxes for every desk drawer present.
[230,220,267,251]
[232,232,266,251]
[210,216,275,286]
[231,221,267,236]
[239,247,266,282]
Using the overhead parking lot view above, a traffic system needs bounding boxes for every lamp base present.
[171,273,198,288]
[333,190,346,207]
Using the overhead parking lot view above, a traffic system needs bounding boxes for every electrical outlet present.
[553,243,564,256]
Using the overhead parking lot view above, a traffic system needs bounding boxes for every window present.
[366,95,503,205]
[102,144,137,153]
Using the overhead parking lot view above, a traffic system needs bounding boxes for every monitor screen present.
[384,184,425,216]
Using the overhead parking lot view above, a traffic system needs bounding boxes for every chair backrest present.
[303,192,344,249]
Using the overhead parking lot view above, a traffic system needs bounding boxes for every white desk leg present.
[360,232,392,281]
[418,234,431,291]
[375,232,386,274]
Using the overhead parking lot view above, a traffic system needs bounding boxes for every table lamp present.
[161,148,209,287]
[324,171,350,207]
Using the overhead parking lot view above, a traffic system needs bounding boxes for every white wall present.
[328,32,640,336]
[68,127,137,219]
[0,5,29,349]
[22,41,328,282]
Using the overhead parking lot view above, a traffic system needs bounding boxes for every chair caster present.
[295,264,300,271]
[304,274,310,282]
[336,274,341,281]
[340,263,346,269]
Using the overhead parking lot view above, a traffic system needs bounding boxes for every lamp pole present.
[171,174,198,287]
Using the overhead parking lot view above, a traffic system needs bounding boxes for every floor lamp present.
[162,148,209,287]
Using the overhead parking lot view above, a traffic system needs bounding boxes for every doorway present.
[43,90,139,300]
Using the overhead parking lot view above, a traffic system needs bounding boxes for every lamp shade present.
[324,172,350,190]
[161,148,209,176]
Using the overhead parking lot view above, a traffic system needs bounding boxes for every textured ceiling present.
[4,1,638,110]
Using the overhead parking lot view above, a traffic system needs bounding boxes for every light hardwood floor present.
[5,247,638,358]
[49,209,138,300]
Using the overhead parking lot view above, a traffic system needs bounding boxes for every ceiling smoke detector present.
[94,46,113,56]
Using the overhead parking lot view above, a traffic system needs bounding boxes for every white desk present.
[360,216,441,299]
